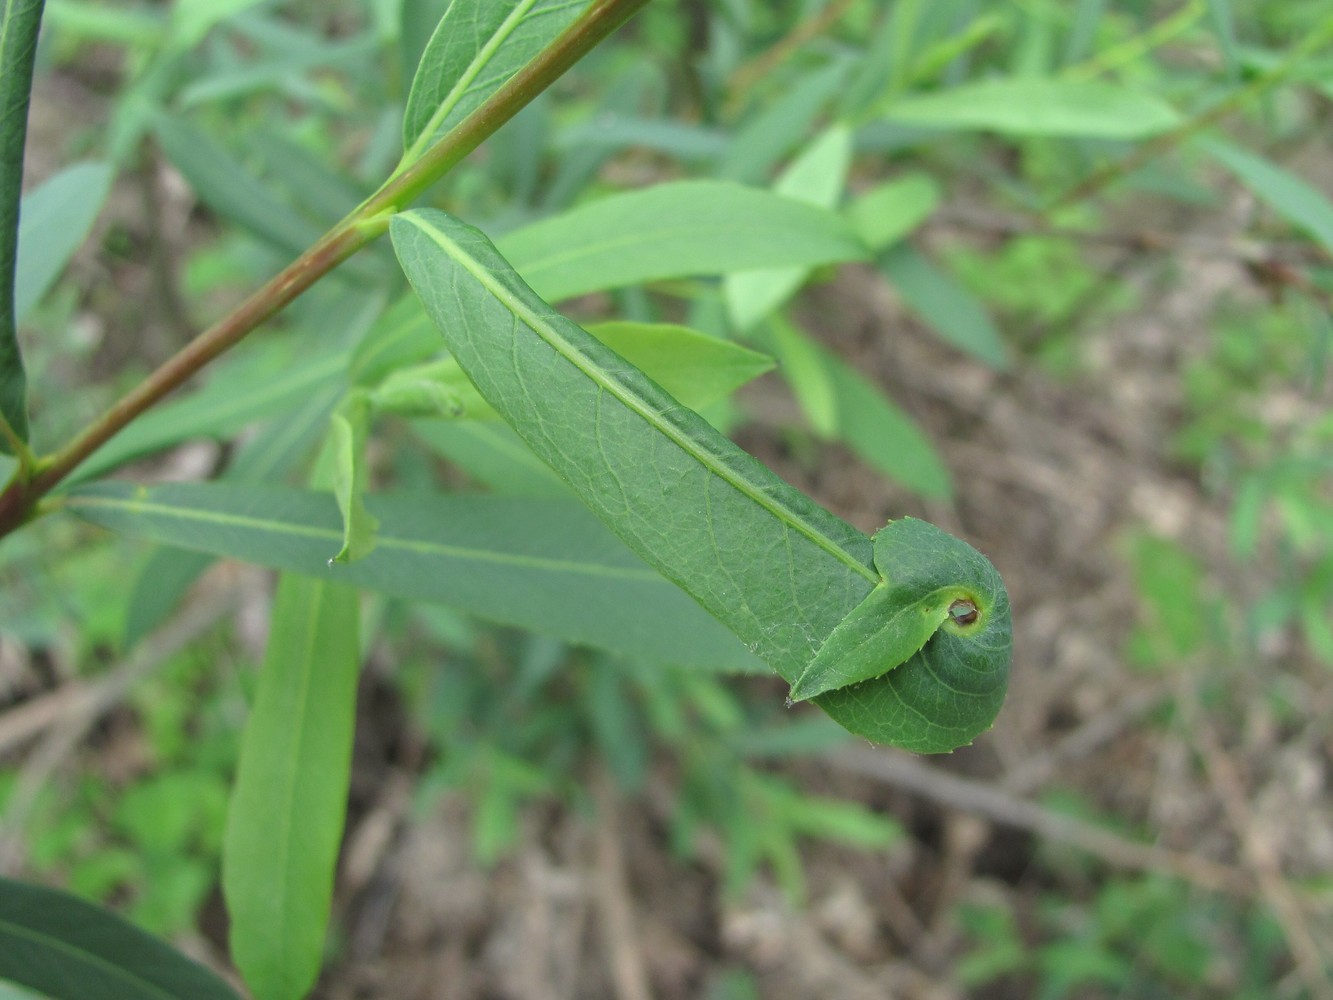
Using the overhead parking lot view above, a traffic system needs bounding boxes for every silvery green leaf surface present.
[67,481,765,674]
[391,209,1010,748]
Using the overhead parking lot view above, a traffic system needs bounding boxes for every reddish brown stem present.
[0,0,651,541]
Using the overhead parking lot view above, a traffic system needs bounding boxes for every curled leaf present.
[796,518,1011,752]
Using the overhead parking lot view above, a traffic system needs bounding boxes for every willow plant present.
[0,2,1011,998]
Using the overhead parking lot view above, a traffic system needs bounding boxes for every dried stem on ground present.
[592,767,655,1000]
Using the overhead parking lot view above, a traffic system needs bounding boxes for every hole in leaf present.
[948,599,979,626]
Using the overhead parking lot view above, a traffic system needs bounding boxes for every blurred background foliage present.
[2,0,1332,997]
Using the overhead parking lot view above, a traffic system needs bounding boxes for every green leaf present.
[764,316,839,438]
[0,875,242,1000]
[363,322,772,423]
[176,29,379,110]
[223,574,360,1000]
[763,318,952,499]
[401,0,591,168]
[368,356,474,419]
[391,209,1008,749]
[413,420,568,496]
[725,123,854,332]
[14,160,114,322]
[883,78,1181,139]
[247,130,369,229]
[879,245,1009,369]
[71,337,349,483]
[122,547,214,647]
[1203,0,1239,79]
[789,518,1011,743]
[1203,138,1333,255]
[328,392,379,562]
[349,292,439,386]
[718,59,850,183]
[65,481,765,673]
[846,173,940,252]
[154,114,329,260]
[0,0,47,449]
[587,321,775,410]
[41,1,167,47]
[496,180,868,302]
[120,388,342,646]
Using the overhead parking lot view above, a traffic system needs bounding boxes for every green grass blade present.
[65,481,765,673]
[0,0,46,449]
[401,0,591,168]
[0,876,241,1000]
[717,59,849,183]
[223,574,360,1000]
[496,180,868,302]
[391,208,986,745]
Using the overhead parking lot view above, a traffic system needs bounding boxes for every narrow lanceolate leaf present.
[401,0,592,168]
[392,209,1009,749]
[496,180,868,302]
[70,338,348,484]
[153,115,324,260]
[883,78,1181,139]
[0,876,241,1000]
[587,321,774,411]
[14,161,113,321]
[880,245,1009,370]
[0,0,47,449]
[846,173,940,252]
[725,123,854,332]
[357,316,773,420]
[224,574,360,1000]
[1203,138,1333,255]
[761,317,951,499]
[65,481,764,673]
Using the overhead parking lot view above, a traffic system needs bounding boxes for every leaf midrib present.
[66,492,664,582]
[0,915,184,1000]
[405,0,545,164]
[403,212,879,585]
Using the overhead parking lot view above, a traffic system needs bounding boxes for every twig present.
[1050,14,1333,210]
[0,0,651,541]
[1181,687,1333,1000]
[0,680,93,759]
[828,745,1252,897]
[591,766,654,1000]
[0,590,237,873]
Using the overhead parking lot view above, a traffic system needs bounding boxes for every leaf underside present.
[392,209,1010,750]
[66,481,765,674]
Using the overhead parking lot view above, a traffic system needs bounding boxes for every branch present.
[0,0,651,542]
